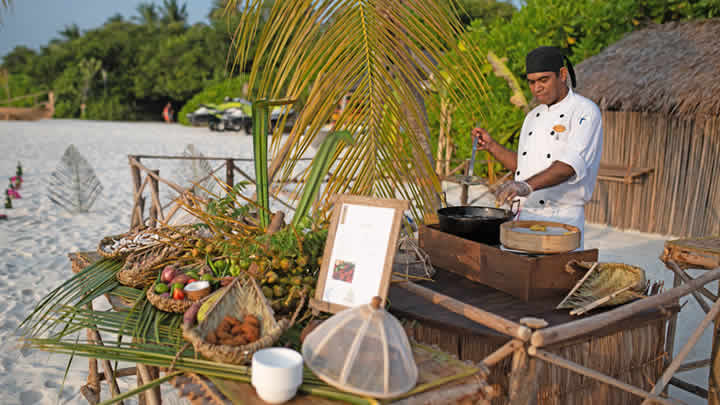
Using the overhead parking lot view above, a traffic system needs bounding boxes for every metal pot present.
[437,205,516,245]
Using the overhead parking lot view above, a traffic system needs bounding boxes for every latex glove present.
[495,181,533,205]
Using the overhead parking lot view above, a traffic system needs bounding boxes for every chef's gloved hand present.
[495,181,533,205]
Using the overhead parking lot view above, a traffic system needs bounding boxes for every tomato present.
[188,278,198,284]
[173,289,185,300]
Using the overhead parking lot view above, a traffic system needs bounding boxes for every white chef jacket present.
[514,88,603,248]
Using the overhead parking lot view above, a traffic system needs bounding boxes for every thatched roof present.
[575,19,720,116]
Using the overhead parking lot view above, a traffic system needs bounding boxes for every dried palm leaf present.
[47,144,103,212]
[557,261,647,313]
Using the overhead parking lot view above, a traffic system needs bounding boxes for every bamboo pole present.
[136,367,146,405]
[129,157,145,230]
[666,261,712,313]
[94,367,137,380]
[137,364,161,405]
[508,346,539,405]
[89,330,123,404]
[669,377,708,399]
[677,359,712,373]
[527,347,683,405]
[149,170,161,228]
[711,279,720,405]
[444,105,454,176]
[531,268,720,347]
[132,175,150,229]
[435,99,447,175]
[129,157,188,196]
[83,305,101,405]
[391,377,495,405]
[664,273,682,368]
[641,295,720,404]
[482,339,523,367]
[226,159,234,187]
[393,279,532,341]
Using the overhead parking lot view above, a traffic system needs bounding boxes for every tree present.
[59,24,81,42]
[455,0,516,26]
[106,13,125,24]
[78,58,102,118]
[229,0,489,221]
[2,46,37,73]
[134,3,159,26]
[160,0,188,25]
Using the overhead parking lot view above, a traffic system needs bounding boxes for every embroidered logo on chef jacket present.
[579,117,587,125]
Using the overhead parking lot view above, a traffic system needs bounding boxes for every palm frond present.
[19,259,123,338]
[228,0,489,221]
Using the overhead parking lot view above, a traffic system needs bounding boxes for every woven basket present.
[97,227,160,260]
[147,285,196,313]
[183,275,289,365]
[68,251,102,274]
[97,233,133,259]
[116,244,182,288]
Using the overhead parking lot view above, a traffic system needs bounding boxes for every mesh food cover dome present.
[302,297,418,398]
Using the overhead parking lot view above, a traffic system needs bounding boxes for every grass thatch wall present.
[406,317,665,405]
[574,20,720,237]
[586,111,720,237]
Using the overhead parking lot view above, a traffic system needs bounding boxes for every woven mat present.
[665,236,720,256]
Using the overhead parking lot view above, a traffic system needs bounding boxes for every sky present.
[0,0,213,58]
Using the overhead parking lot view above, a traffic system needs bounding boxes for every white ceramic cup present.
[252,348,304,404]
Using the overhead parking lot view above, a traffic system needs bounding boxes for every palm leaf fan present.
[557,261,647,312]
[225,0,489,222]
[47,144,103,213]
[176,144,218,200]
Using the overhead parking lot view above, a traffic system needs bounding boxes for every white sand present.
[0,119,711,404]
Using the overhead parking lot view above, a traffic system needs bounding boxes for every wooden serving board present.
[500,220,580,254]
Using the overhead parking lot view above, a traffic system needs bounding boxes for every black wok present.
[437,205,515,245]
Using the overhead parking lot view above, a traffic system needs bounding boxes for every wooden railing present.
[127,154,313,230]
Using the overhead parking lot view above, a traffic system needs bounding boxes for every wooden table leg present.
[80,328,101,404]
[710,281,720,405]
[665,273,682,367]
[508,347,539,405]
[137,367,147,405]
[80,301,101,405]
[137,364,161,405]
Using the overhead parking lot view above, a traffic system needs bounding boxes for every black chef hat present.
[526,46,576,88]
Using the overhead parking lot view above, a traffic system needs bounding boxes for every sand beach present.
[0,119,711,404]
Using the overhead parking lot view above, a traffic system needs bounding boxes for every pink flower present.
[8,189,21,199]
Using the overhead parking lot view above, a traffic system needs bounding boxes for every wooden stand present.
[419,224,598,301]
[660,236,720,403]
[69,252,159,405]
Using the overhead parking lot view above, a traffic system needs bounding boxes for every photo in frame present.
[310,195,409,313]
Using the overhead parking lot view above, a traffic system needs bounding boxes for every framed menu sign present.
[310,195,409,313]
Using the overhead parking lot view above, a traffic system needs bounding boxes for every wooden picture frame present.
[310,195,409,314]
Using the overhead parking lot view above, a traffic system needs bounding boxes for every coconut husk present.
[182,275,289,365]
[557,261,647,311]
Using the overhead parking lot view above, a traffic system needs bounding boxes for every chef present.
[472,46,603,248]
